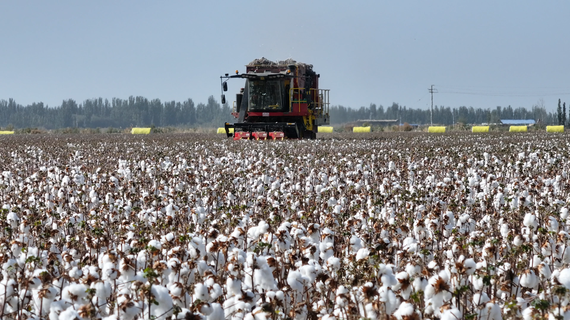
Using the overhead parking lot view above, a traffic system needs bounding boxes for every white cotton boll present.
[531,255,542,268]
[252,257,277,291]
[175,309,200,320]
[500,223,510,238]
[162,232,175,243]
[381,272,397,289]
[379,287,398,315]
[319,242,334,261]
[197,260,211,276]
[265,291,276,301]
[363,303,378,320]
[349,235,363,253]
[59,308,81,320]
[412,277,427,293]
[538,263,552,278]
[147,285,174,319]
[522,307,537,320]
[92,281,112,305]
[121,300,142,319]
[546,216,560,234]
[222,297,242,319]
[402,237,418,252]
[356,248,370,261]
[6,211,19,228]
[69,266,83,279]
[520,270,538,289]
[168,283,184,297]
[194,283,210,302]
[393,301,415,320]
[136,250,147,267]
[148,239,162,251]
[473,292,490,305]
[333,205,342,214]
[335,286,349,307]
[210,283,223,300]
[207,303,224,320]
[326,256,341,272]
[440,307,462,320]
[49,300,69,320]
[513,235,524,246]
[300,265,317,283]
[480,302,503,320]
[82,265,100,282]
[427,260,438,270]
[288,270,305,292]
[523,213,538,230]
[227,277,242,297]
[471,275,485,291]
[62,283,88,302]
[464,258,476,275]
[558,268,570,289]
[405,263,421,276]
[200,303,213,316]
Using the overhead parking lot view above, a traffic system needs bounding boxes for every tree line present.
[0,96,564,129]
[330,102,560,126]
[0,96,233,130]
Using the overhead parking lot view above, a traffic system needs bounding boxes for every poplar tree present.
[562,102,566,127]
[558,99,562,125]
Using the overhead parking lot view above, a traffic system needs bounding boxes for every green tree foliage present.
[558,99,563,125]
[330,102,556,125]
[0,96,234,129]
[562,102,566,126]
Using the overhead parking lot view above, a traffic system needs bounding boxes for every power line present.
[437,86,570,97]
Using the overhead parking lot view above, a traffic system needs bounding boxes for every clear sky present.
[1,1,570,112]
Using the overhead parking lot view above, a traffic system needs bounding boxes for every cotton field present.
[1,132,570,320]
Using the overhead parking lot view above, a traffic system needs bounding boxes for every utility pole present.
[428,85,437,125]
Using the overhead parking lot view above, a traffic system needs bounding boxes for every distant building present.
[356,119,399,126]
[500,119,536,126]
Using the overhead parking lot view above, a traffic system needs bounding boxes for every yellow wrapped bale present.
[318,126,333,133]
[217,127,234,134]
[353,126,371,133]
[0,131,15,134]
[131,128,152,134]
[509,126,527,132]
[472,126,489,133]
[428,126,446,133]
[546,125,564,133]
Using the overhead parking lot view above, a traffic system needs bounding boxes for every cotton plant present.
[3,133,570,318]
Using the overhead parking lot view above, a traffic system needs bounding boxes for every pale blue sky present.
[1,1,570,112]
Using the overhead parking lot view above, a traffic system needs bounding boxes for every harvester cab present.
[221,58,330,140]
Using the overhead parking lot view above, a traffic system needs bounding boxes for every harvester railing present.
[289,88,304,113]
[288,88,330,116]
[313,88,330,118]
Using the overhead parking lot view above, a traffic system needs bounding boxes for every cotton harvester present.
[220,58,330,140]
